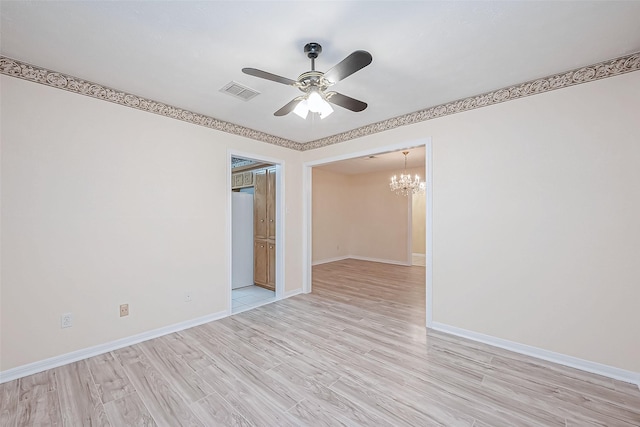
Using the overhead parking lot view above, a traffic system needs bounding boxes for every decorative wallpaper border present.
[2,52,639,152]
[301,51,640,151]
[0,56,304,151]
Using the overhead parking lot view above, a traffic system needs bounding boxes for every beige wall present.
[303,71,640,373]
[0,76,303,371]
[412,191,426,254]
[312,167,424,265]
[348,168,418,263]
[311,169,351,262]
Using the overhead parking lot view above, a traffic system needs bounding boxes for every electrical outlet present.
[61,313,73,329]
[120,304,129,317]
[184,292,192,303]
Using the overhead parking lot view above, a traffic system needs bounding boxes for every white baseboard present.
[312,256,411,267]
[282,288,303,298]
[312,256,349,266]
[412,253,426,266]
[2,287,307,384]
[431,322,640,386]
[349,255,411,266]
[0,310,227,384]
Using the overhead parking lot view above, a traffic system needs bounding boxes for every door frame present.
[227,149,285,314]
[302,137,433,327]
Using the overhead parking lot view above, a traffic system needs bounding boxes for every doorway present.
[302,138,433,327]
[229,152,283,314]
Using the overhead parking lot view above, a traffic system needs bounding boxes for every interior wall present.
[412,191,426,254]
[302,71,640,374]
[312,166,424,265]
[0,76,303,372]
[311,169,351,263]
[348,167,421,264]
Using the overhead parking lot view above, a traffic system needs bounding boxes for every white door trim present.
[425,140,434,328]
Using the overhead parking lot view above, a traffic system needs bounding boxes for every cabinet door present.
[254,240,268,286]
[267,241,276,289]
[267,168,276,240]
[253,170,267,239]
[242,171,253,186]
[232,173,244,189]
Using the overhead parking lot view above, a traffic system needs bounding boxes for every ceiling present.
[1,1,640,148]
[315,146,426,176]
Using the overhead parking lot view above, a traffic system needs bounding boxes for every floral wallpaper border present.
[300,52,640,151]
[0,56,303,150]
[2,52,638,152]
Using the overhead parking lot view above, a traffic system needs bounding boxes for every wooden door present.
[254,240,268,286]
[253,167,276,291]
[267,242,276,289]
[253,170,267,240]
[267,168,276,241]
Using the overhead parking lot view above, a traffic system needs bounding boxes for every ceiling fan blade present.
[323,50,372,83]
[274,97,303,116]
[242,68,298,86]
[325,92,368,112]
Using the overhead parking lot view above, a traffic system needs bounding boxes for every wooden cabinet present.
[253,167,276,290]
[267,169,276,241]
[232,171,254,190]
[267,241,276,288]
[233,173,243,188]
[254,240,268,287]
[253,239,276,291]
[254,170,267,239]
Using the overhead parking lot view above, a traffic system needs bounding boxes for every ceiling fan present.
[242,42,372,119]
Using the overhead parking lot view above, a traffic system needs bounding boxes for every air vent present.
[220,81,260,101]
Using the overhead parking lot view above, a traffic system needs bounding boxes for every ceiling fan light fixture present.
[293,99,309,119]
[307,88,333,119]
[243,42,370,119]
[318,99,333,119]
[307,89,324,111]
[292,89,334,120]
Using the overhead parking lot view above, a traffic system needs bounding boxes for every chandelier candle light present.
[389,151,426,196]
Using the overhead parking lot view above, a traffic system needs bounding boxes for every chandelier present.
[389,151,425,196]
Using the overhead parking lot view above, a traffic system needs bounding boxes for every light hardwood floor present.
[1,259,639,426]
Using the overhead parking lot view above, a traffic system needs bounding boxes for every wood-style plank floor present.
[1,259,639,426]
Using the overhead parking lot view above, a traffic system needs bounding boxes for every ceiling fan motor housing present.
[304,42,322,59]
[299,43,330,92]
[297,71,329,93]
